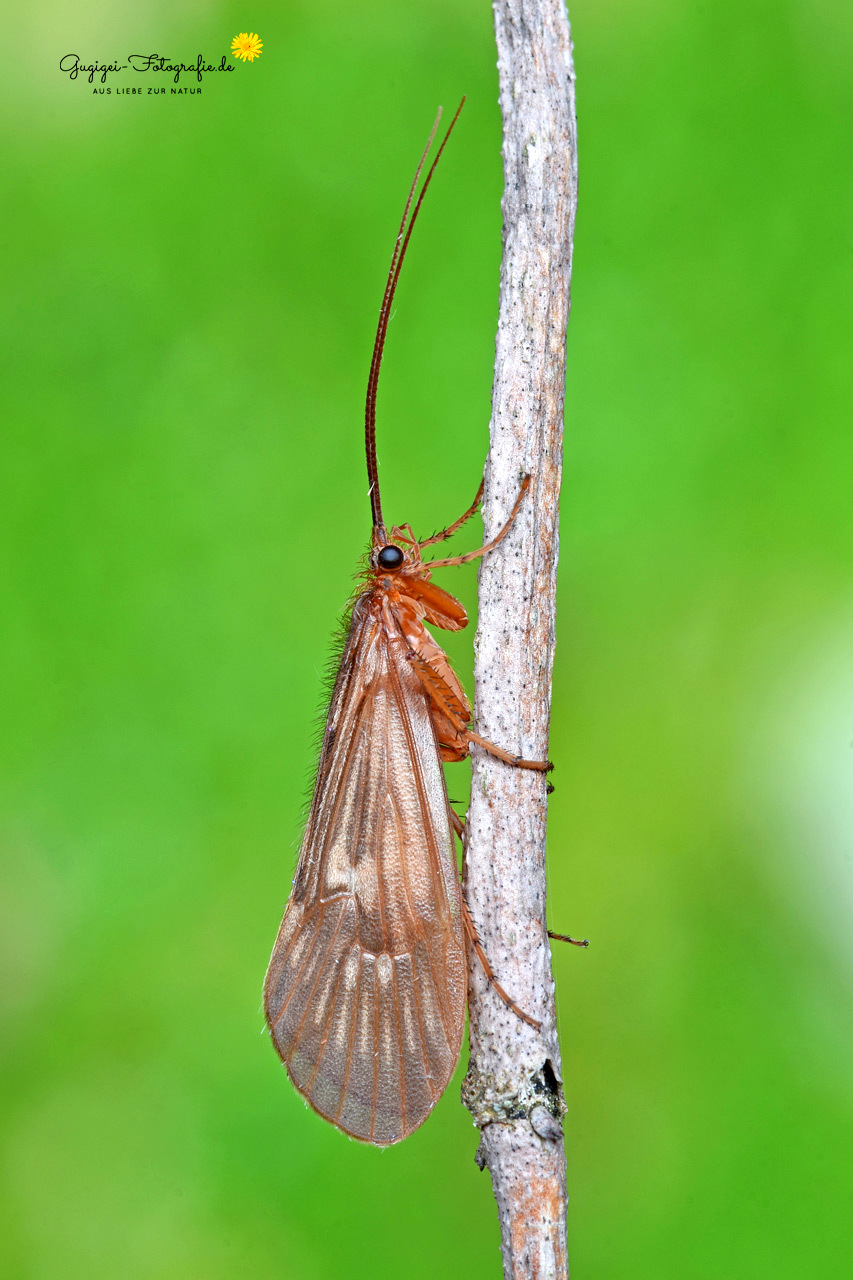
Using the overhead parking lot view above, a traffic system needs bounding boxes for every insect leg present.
[425,474,530,568]
[456,809,587,949]
[466,729,552,773]
[453,748,541,1028]
[393,523,419,547]
[460,897,541,1031]
[420,479,484,547]
[548,930,590,948]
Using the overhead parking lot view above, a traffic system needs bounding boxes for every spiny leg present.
[452,812,587,948]
[450,784,584,1000]
[548,930,590,948]
[420,480,484,548]
[451,805,541,1030]
[466,728,552,773]
[460,897,540,1032]
[392,523,419,548]
[425,474,530,569]
[454,810,587,950]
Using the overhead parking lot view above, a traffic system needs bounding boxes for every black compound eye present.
[377,545,405,570]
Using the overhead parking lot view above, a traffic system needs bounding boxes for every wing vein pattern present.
[264,592,467,1144]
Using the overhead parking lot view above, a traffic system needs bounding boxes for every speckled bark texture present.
[462,1,578,1277]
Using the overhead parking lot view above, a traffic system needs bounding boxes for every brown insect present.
[263,101,581,1145]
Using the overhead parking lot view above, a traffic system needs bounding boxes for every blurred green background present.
[2,2,852,1277]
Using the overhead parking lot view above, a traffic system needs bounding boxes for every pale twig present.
[462,1,579,1276]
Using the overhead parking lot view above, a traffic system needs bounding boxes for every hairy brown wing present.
[263,591,466,1145]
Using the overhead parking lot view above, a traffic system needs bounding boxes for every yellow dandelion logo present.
[231,32,263,62]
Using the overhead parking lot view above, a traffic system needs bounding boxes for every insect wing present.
[264,593,467,1144]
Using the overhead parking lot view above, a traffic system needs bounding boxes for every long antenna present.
[365,97,466,537]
